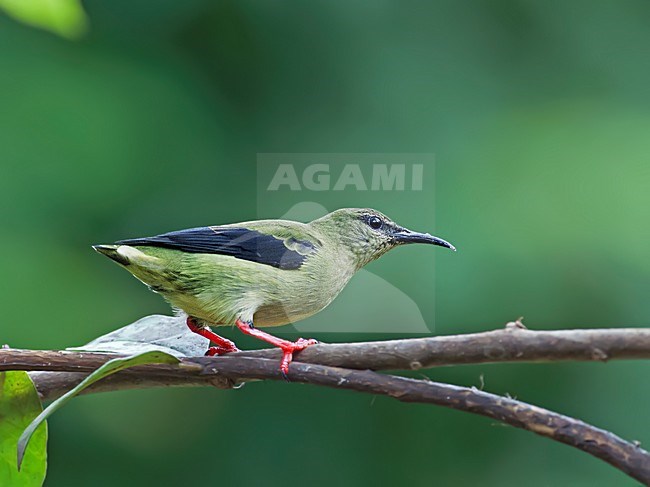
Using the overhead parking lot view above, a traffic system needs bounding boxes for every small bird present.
[94,208,455,375]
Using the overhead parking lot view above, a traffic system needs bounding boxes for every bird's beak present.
[393,229,456,251]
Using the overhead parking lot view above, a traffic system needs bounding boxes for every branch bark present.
[2,325,650,484]
[4,325,650,379]
[233,325,650,369]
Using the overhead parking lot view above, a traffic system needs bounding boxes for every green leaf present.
[0,0,88,39]
[69,314,209,357]
[17,350,179,469]
[0,371,47,487]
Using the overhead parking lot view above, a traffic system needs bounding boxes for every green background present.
[2,1,650,485]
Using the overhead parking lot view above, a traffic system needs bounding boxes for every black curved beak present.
[393,229,456,251]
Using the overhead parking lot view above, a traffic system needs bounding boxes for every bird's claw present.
[294,337,319,347]
[205,344,240,356]
[278,337,318,377]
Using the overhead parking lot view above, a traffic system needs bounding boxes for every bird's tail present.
[93,243,165,269]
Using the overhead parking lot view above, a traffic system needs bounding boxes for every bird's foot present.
[205,343,240,356]
[186,316,240,356]
[234,319,318,377]
[278,338,319,377]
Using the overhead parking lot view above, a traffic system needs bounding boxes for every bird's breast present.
[252,250,356,327]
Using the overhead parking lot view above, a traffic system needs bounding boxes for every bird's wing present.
[116,225,319,270]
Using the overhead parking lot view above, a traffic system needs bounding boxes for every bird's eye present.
[367,216,383,230]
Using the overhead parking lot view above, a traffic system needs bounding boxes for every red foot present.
[277,337,319,376]
[186,316,240,355]
[205,346,237,356]
[235,319,318,376]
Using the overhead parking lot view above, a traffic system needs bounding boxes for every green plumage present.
[94,208,454,329]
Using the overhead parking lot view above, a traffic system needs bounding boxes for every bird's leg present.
[235,319,318,376]
[186,316,240,356]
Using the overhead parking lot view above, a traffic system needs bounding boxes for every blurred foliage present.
[0,372,47,487]
[1,1,650,486]
[0,0,87,39]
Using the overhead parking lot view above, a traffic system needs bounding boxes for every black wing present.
[116,227,315,270]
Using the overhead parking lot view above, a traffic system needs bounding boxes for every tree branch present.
[233,324,650,369]
[4,324,650,378]
[2,325,650,484]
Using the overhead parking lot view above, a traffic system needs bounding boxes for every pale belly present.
[163,265,353,328]
[165,279,347,328]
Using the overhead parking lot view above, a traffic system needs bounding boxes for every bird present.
[93,208,455,375]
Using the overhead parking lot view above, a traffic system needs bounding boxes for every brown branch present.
[232,325,650,369]
[1,351,648,484]
[2,325,650,484]
[4,325,650,378]
[210,357,650,486]
[2,325,650,401]
[27,371,235,400]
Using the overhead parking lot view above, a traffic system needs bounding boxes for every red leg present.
[186,316,240,356]
[235,319,318,376]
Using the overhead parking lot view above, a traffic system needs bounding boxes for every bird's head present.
[311,208,455,268]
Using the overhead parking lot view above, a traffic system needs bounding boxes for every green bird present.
[93,208,455,375]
